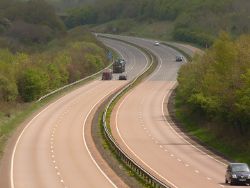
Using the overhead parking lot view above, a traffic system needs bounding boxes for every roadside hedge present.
[177,32,250,135]
[0,29,109,103]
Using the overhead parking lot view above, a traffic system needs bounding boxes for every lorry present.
[113,58,126,73]
[102,69,113,80]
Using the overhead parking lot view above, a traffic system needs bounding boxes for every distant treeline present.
[177,33,250,136]
[65,0,250,47]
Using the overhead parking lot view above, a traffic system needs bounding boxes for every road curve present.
[109,35,236,188]
[0,38,148,188]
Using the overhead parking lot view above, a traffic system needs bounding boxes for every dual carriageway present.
[0,35,235,188]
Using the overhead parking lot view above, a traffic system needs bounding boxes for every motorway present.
[0,38,149,188]
[0,34,238,188]
[108,35,236,188]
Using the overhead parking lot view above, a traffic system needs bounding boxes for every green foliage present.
[18,68,50,102]
[64,0,250,46]
[0,27,109,104]
[177,33,250,135]
[173,28,214,47]
[65,5,97,28]
[49,53,71,84]
[4,0,64,30]
[0,0,65,45]
[235,70,250,126]
[0,75,18,102]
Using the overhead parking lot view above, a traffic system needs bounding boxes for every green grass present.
[0,46,117,160]
[162,42,192,61]
[99,111,151,188]
[0,79,88,158]
[175,96,250,164]
[99,37,165,188]
[0,102,39,157]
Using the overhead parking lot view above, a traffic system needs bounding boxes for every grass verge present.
[166,42,250,165]
[161,42,192,62]
[0,75,95,158]
[174,94,250,164]
[98,37,168,188]
[0,45,118,160]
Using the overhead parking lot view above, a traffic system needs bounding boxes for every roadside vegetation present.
[0,0,110,158]
[63,0,250,47]
[176,33,250,164]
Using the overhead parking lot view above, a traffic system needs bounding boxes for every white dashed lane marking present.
[138,107,211,184]
[48,105,75,188]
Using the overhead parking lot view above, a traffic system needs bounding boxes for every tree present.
[0,75,18,102]
[18,68,49,102]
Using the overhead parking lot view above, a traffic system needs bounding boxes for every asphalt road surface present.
[0,37,149,188]
[109,35,237,188]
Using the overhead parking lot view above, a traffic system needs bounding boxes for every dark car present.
[176,55,184,62]
[118,74,127,80]
[225,163,250,185]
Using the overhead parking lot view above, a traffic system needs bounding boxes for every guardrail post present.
[100,36,170,188]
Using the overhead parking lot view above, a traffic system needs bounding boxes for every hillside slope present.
[176,33,250,163]
[0,0,110,158]
[64,0,250,47]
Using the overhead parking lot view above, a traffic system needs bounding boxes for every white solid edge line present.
[10,84,120,188]
[107,35,227,167]
[114,56,179,188]
[82,86,123,188]
[10,93,71,188]
[101,41,125,60]
[10,82,102,188]
[10,39,141,188]
[161,83,227,167]
[81,40,149,188]
[115,91,179,188]
[103,39,143,78]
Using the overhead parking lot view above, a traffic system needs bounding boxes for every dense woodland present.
[176,33,250,158]
[64,0,250,47]
[0,0,249,162]
[62,0,250,159]
[0,0,111,158]
[0,0,109,106]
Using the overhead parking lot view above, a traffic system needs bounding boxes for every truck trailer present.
[113,59,125,73]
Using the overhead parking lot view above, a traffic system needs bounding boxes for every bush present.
[173,28,214,47]
[0,27,109,103]
[8,21,54,44]
[177,33,250,133]
[65,5,97,29]
[0,75,18,102]
[18,68,49,102]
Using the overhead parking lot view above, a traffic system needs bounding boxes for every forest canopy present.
[0,0,65,44]
[64,0,250,47]
[177,33,250,135]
